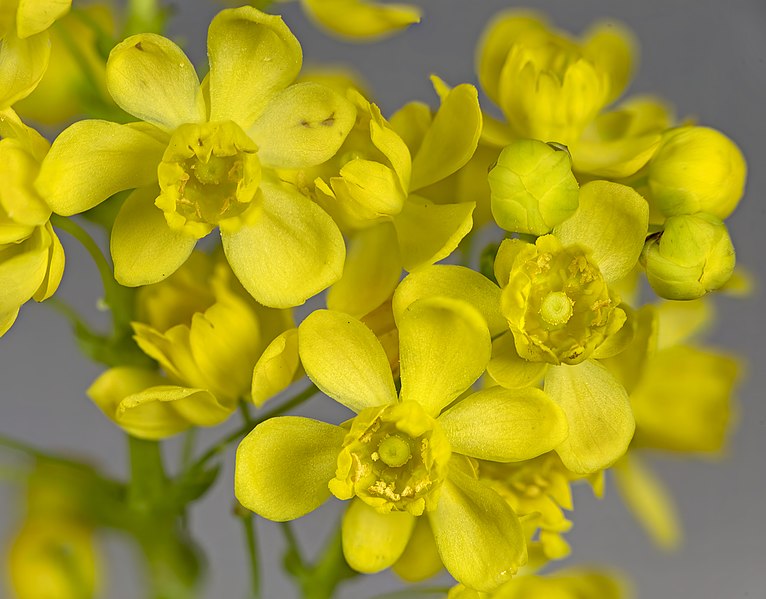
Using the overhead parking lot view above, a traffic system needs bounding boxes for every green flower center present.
[377,435,412,468]
[157,121,261,237]
[540,291,574,326]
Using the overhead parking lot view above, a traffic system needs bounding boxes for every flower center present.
[329,401,451,516]
[157,121,261,238]
[540,291,574,326]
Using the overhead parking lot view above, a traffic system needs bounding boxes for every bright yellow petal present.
[302,0,420,40]
[438,387,568,462]
[392,264,506,337]
[399,297,490,417]
[111,186,197,287]
[544,360,635,474]
[614,456,681,550]
[342,498,416,573]
[393,516,443,582]
[208,7,301,127]
[0,307,19,337]
[430,468,526,592]
[0,107,50,160]
[487,333,548,389]
[222,181,345,308]
[249,82,356,168]
[0,227,48,312]
[409,83,482,192]
[36,120,166,216]
[298,309,397,413]
[32,222,64,302]
[106,33,205,132]
[582,21,636,103]
[327,223,402,318]
[0,29,49,108]
[393,195,474,272]
[16,0,71,38]
[553,181,649,284]
[251,329,301,407]
[235,416,345,521]
[121,385,232,431]
[389,100,432,156]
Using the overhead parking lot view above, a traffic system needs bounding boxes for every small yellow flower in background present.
[0,0,72,109]
[0,108,65,337]
[236,297,569,591]
[88,251,294,439]
[36,6,356,308]
[300,0,421,41]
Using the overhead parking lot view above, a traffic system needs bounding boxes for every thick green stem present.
[128,436,166,511]
[241,513,261,599]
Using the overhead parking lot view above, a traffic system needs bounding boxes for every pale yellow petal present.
[251,329,301,407]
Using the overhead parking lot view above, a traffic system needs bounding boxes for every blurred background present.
[1,0,765,597]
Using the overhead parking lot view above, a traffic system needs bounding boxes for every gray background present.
[2,0,766,597]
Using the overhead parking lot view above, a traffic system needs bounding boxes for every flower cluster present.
[1,2,746,598]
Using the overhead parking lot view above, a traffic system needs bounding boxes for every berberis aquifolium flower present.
[235,297,568,592]
[35,6,356,308]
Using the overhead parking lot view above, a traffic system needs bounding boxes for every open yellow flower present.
[236,298,568,591]
[0,108,65,337]
[36,7,356,308]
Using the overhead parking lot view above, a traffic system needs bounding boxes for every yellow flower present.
[236,298,569,591]
[0,0,71,108]
[300,0,420,41]
[88,251,294,439]
[36,7,357,308]
[0,108,65,337]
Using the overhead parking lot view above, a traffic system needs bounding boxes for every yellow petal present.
[0,307,19,337]
[37,120,166,216]
[582,21,636,103]
[553,181,649,283]
[389,100,432,156]
[0,107,50,160]
[393,195,474,272]
[487,332,548,389]
[0,29,49,108]
[327,223,402,318]
[438,387,568,462]
[251,329,301,407]
[0,227,48,312]
[208,7,301,127]
[222,180,345,308]
[111,186,197,287]
[410,84,482,192]
[614,456,681,550]
[120,384,232,431]
[430,468,526,592]
[235,416,345,521]
[301,0,420,41]
[298,309,397,413]
[544,360,635,474]
[342,498,416,573]
[249,82,356,168]
[399,297,490,417]
[392,264,506,337]
[392,516,443,582]
[106,34,205,132]
[16,0,71,38]
[32,222,65,302]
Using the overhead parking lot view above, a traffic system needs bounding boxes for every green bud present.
[488,139,579,235]
[648,126,747,219]
[642,213,735,300]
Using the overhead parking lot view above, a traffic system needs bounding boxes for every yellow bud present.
[488,139,579,235]
[642,213,736,300]
[648,126,747,219]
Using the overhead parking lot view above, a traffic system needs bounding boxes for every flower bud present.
[647,126,747,219]
[642,213,735,300]
[488,139,579,235]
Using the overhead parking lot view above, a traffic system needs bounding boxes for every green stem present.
[179,429,197,472]
[128,436,166,511]
[124,0,167,35]
[241,513,261,599]
[190,383,320,470]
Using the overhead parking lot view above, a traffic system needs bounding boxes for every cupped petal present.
[36,120,166,216]
[249,82,356,168]
[111,186,197,287]
[208,7,302,127]
[16,0,71,38]
[342,498,416,573]
[430,468,526,592]
[0,107,50,160]
[32,222,65,302]
[393,195,474,272]
[0,29,49,108]
[222,180,345,308]
[409,83,482,192]
[251,329,302,407]
[106,33,205,132]
[613,456,681,550]
[302,0,420,40]
[553,181,649,284]
[0,228,48,312]
[582,21,636,103]
[392,515,443,582]
[121,384,231,431]
[235,416,345,521]
[488,333,548,389]
[544,360,635,474]
[327,223,402,318]
[392,264,506,337]
[399,297,491,417]
[439,387,568,462]
[298,309,397,413]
